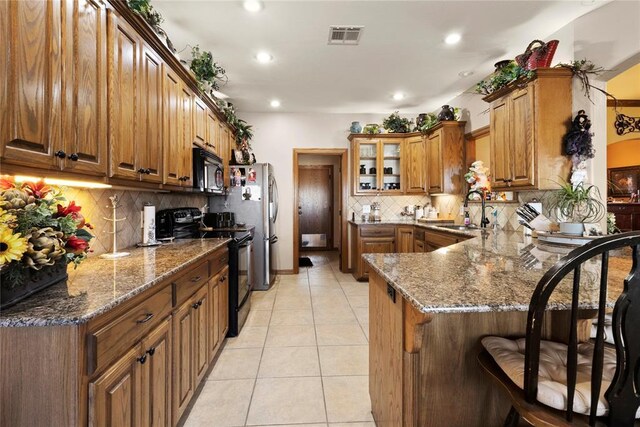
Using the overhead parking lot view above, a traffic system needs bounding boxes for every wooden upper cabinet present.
[180,85,194,187]
[405,135,426,194]
[139,44,163,182]
[63,0,108,176]
[193,99,208,148]
[206,110,218,155]
[107,10,141,180]
[485,68,572,191]
[350,136,403,195]
[426,122,465,195]
[162,67,182,186]
[1,0,63,171]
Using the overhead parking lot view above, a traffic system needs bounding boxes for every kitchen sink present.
[435,224,479,231]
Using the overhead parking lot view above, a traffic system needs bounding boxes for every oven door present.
[237,235,254,310]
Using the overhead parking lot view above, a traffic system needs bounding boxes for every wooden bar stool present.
[478,231,640,426]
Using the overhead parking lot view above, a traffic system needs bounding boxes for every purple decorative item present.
[564,110,595,162]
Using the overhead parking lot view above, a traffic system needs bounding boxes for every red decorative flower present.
[57,201,86,228]
[0,176,15,190]
[65,235,88,255]
[22,180,52,198]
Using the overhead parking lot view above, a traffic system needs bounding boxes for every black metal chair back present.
[524,231,640,426]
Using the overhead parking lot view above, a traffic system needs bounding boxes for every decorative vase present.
[494,60,512,70]
[350,121,362,134]
[0,258,69,309]
[559,222,584,236]
[416,114,427,129]
[437,105,455,121]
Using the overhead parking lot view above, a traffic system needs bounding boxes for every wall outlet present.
[362,205,371,214]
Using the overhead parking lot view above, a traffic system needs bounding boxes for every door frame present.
[298,165,334,251]
[293,148,349,274]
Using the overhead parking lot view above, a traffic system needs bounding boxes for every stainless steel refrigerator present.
[209,163,279,290]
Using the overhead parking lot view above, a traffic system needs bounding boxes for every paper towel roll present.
[142,203,156,244]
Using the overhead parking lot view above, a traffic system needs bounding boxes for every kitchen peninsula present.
[365,226,632,426]
[0,238,231,427]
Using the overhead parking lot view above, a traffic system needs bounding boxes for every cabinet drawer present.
[424,231,458,248]
[360,227,395,237]
[174,261,210,306]
[88,284,172,374]
[209,248,229,277]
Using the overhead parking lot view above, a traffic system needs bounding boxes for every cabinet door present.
[107,11,141,179]
[180,85,193,186]
[206,111,218,155]
[395,227,414,253]
[63,0,108,176]
[89,345,144,427]
[172,300,194,425]
[427,131,443,194]
[413,239,425,253]
[162,67,182,186]
[405,136,426,193]
[193,99,207,147]
[193,286,209,385]
[141,317,172,427]
[509,87,535,188]
[361,237,395,278]
[218,267,230,339]
[490,97,511,187]
[1,0,63,171]
[352,139,380,194]
[139,44,163,182]
[208,277,221,361]
[381,141,403,193]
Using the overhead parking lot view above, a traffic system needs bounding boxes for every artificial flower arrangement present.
[0,177,93,289]
[464,161,491,199]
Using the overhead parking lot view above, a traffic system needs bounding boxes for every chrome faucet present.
[464,190,492,228]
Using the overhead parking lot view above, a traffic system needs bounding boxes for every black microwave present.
[193,148,224,194]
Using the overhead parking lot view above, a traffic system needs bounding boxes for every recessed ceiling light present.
[458,70,474,78]
[255,51,273,64]
[243,0,263,13]
[393,92,405,101]
[270,100,281,108]
[445,33,462,45]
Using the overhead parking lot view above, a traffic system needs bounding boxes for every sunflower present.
[0,208,17,228]
[0,226,28,265]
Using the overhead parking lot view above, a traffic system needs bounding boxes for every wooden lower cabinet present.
[395,226,414,253]
[194,286,209,385]
[142,318,172,427]
[172,299,195,426]
[218,267,230,340]
[413,239,425,253]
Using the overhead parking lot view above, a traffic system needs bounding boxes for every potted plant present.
[547,181,606,235]
[382,111,413,133]
[0,178,93,308]
[189,45,227,97]
[475,61,534,96]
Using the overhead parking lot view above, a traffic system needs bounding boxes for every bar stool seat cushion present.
[481,336,635,418]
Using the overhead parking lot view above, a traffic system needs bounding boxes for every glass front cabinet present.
[350,136,404,195]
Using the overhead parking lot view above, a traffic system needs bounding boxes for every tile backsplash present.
[60,187,207,256]
[431,191,552,231]
[349,195,431,221]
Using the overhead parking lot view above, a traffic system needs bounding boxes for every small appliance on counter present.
[156,207,203,239]
[192,147,225,194]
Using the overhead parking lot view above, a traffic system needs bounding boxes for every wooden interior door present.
[63,0,108,176]
[298,165,333,249]
[1,0,63,170]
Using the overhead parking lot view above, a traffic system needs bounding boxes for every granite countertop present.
[364,230,632,315]
[349,218,455,226]
[0,238,231,327]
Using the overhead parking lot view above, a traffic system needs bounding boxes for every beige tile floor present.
[184,252,375,427]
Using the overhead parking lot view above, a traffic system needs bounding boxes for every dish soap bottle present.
[463,209,471,226]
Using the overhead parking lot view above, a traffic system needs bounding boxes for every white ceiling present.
[155,0,606,114]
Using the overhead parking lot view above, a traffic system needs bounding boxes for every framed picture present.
[608,166,640,196]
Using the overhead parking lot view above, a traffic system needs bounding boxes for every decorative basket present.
[515,40,559,70]
[0,258,69,309]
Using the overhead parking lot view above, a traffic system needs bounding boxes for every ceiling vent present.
[328,26,363,45]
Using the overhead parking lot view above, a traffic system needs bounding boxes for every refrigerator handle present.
[268,235,278,244]
[271,177,279,222]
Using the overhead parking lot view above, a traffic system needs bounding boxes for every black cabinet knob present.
[137,354,147,364]
[145,168,151,175]
[67,153,79,161]
[192,302,199,309]
[147,347,156,356]
[138,168,146,174]
[55,150,66,159]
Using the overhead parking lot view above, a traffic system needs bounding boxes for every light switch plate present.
[362,205,371,214]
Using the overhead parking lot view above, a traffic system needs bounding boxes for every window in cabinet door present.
[381,141,402,192]
[357,141,378,192]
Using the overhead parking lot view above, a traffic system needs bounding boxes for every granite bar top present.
[349,218,455,227]
[0,238,231,327]
[364,230,632,315]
